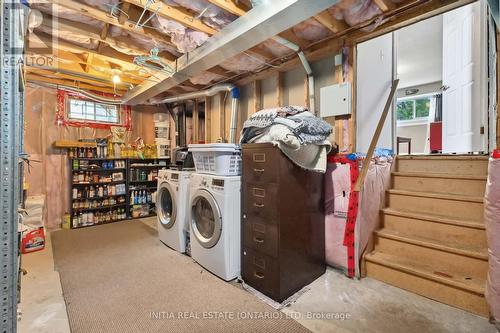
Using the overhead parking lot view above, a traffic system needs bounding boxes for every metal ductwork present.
[272,36,316,114]
[156,84,241,144]
[122,0,341,104]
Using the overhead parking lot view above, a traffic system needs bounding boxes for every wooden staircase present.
[365,155,489,316]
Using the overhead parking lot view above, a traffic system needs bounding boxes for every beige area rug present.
[51,220,310,333]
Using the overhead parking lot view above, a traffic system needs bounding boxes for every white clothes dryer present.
[188,173,241,281]
[157,169,191,253]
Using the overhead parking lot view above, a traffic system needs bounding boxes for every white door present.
[356,33,394,153]
[442,2,483,153]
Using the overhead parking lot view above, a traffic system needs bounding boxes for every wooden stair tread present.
[365,252,485,295]
[375,229,488,260]
[388,189,484,203]
[381,208,485,230]
[397,155,489,161]
[392,172,487,181]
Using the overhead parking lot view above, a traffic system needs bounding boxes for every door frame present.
[353,0,493,155]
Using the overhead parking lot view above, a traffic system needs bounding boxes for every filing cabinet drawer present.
[242,247,280,300]
[242,183,278,221]
[242,148,280,184]
[243,218,279,258]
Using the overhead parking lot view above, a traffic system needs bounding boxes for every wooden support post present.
[349,45,357,152]
[193,99,199,144]
[277,72,284,107]
[253,80,261,115]
[354,79,399,192]
[205,96,212,143]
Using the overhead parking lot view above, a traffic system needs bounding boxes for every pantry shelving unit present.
[69,157,169,228]
[127,158,169,219]
[69,157,128,229]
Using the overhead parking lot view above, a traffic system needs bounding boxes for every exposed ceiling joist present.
[27,49,146,83]
[122,0,341,104]
[50,0,173,46]
[207,66,233,78]
[27,73,126,95]
[26,67,127,89]
[123,0,217,35]
[41,14,177,62]
[29,32,148,74]
[278,30,309,49]
[207,0,249,16]
[372,0,397,12]
[119,2,132,24]
[314,10,348,33]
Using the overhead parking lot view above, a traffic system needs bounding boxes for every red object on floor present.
[493,149,500,159]
[430,122,442,152]
[21,227,45,254]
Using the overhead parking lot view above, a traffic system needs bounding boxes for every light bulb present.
[112,74,121,84]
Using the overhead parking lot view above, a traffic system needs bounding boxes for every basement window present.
[68,98,119,124]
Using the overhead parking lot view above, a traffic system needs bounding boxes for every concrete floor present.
[283,268,497,333]
[18,218,497,333]
[18,233,70,333]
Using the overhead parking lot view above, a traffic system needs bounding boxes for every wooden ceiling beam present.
[29,32,146,74]
[26,49,147,84]
[207,0,249,16]
[206,65,232,78]
[123,0,217,35]
[278,30,309,49]
[26,67,127,89]
[372,0,397,12]
[27,73,126,95]
[50,0,173,46]
[119,2,132,24]
[25,57,142,86]
[314,10,348,33]
[40,14,176,62]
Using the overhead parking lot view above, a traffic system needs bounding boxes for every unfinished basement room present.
[1,0,500,332]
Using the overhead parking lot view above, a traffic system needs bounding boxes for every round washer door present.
[157,182,177,229]
[190,189,222,249]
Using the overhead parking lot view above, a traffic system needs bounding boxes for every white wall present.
[397,15,443,88]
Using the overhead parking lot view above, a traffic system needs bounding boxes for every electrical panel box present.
[320,83,351,117]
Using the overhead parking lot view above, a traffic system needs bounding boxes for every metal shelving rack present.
[68,157,170,227]
[1,2,27,331]
[127,158,169,219]
[69,158,128,229]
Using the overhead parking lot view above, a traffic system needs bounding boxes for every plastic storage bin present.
[188,144,242,176]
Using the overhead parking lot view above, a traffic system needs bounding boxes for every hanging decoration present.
[55,90,132,130]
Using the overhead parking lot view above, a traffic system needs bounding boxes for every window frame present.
[396,93,434,126]
[56,90,132,130]
[67,97,120,125]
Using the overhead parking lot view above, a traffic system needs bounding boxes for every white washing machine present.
[189,173,241,281]
[157,169,191,253]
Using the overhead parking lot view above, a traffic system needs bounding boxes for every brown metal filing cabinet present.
[241,143,325,302]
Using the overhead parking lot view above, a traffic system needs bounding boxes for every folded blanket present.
[240,106,333,173]
[241,106,332,145]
